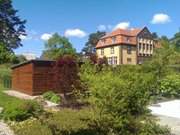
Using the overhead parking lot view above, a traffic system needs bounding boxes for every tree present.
[144,40,176,79]
[82,31,106,54]
[171,31,180,51]
[0,43,27,64]
[160,35,169,42]
[42,33,76,60]
[53,55,81,99]
[11,55,27,64]
[0,44,12,64]
[0,0,26,51]
[152,32,159,39]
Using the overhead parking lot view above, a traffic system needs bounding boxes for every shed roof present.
[11,60,55,69]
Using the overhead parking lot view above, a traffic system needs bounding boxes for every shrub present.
[43,91,61,104]
[43,91,55,100]
[11,118,52,135]
[53,55,83,99]
[43,109,96,135]
[160,74,180,98]
[89,53,98,64]
[140,119,171,135]
[80,63,170,135]
[2,100,44,121]
[50,94,61,104]
[12,109,96,135]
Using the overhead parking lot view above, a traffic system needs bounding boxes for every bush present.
[140,119,171,135]
[12,109,96,135]
[160,74,180,98]
[43,109,96,135]
[53,55,83,98]
[43,91,61,104]
[80,63,170,135]
[43,91,55,100]
[11,118,52,135]
[2,100,44,121]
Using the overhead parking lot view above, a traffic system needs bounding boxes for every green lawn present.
[0,86,25,109]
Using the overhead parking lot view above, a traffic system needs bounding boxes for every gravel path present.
[0,121,14,135]
[157,115,180,135]
[0,107,14,135]
[149,100,180,135]
[3,90,37,100]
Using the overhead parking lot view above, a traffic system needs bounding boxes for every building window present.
[113,57,117,65]
[150,45,153,51]
[108,57,112,65]
[110,47,114,54]
[107,56,117,65]
[101,48,104,55]
[143,44,145,50]
[146,45,149,51]
[127,46,132,54]
[139,43,141,50]
[127,58,132,64]
[112,37,116,44]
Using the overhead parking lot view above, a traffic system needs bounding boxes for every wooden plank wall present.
[12,63,34,95]
[12,61,64,95]
[33,64,56,95]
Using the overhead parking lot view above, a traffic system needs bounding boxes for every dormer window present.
[101,39,106,45]
[126,37,130,42]
[112,37,116,44]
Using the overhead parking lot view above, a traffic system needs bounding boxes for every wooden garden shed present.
[11,60,56,95]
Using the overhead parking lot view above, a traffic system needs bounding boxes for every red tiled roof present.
[102,28,142,38]
[96,28,143,49]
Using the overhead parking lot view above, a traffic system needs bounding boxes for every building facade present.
[96,27,156,65]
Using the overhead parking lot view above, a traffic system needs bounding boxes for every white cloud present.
[19,35,32,41]
[97,25,107,31]
[19,35,27,40]
[113,22,130,30]
[64,29,86,38]
[41,33,52,41]
[151,13,171,24]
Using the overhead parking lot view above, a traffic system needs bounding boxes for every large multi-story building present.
[96,27,157,65]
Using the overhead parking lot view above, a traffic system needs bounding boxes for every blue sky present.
[13,0,180,57]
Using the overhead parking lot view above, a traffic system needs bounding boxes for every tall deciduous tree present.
[82,31,106,54]
[42,33,76,60]
[0,0,26,51]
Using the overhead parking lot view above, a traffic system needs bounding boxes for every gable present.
[137,27,153,39]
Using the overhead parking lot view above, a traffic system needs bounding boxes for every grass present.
[0,86,25,109]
